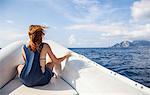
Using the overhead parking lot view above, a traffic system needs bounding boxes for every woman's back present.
[19,43,54,87]
[17,25,70,87]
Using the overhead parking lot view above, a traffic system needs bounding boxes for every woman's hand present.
[56,52,72,63]
[65,52,72,59]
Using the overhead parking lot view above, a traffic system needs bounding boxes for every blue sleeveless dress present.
[19,43,54,87]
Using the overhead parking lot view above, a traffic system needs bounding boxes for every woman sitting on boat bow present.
[17,25,71,87]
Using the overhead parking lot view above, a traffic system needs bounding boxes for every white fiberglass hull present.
[0,40,150,95]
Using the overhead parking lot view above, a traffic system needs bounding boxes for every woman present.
[17,25,71,87]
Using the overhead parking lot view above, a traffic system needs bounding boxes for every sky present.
[0,0,150,48]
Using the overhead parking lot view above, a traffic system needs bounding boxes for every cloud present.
[127,24,150,40]
[131,0,150,22]
[0,31,26,39]
[64,0,150,47]
[5,20,14,24]
[47,0,101,23]
[0,23,27,47]
[68,34,76,45]
[0,31,27,48]
[67,33,110,47]
[65,23,150,41]
[65,23,127,34]
[71,0,101,23]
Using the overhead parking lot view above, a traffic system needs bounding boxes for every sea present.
[70,47,150,88]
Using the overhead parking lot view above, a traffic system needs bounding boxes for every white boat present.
[0,40,150,95]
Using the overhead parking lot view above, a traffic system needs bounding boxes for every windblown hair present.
[28,25,45,52]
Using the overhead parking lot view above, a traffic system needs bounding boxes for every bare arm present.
[45,43,69,64]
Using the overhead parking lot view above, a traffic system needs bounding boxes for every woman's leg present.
[17,64,24,76]
[46,62,58,78]
[46,62,61,78]
[46,62,54,70]
[53,62,61,73]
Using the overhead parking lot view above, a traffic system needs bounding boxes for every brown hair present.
[28,25,46,52]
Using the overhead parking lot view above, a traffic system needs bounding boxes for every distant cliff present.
[111,40,150,48]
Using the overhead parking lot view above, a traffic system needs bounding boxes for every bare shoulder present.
[22,45,25,53]
[42,42,51,50]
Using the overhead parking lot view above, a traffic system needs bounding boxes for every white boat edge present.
[0,40,150,95]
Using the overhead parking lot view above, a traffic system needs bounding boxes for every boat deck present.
[1,56,149,95]
[0,40,150,95]
[60,56,150,95]
[1,77,78,95]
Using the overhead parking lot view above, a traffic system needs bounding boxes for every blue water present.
[70,47,150,88]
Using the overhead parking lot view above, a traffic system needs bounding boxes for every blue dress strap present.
[22,45,35,77]
[19,43,54,87]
